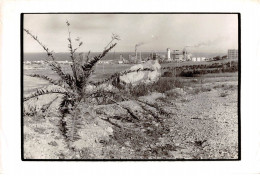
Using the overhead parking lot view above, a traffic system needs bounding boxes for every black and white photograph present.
[22,13,240,160]
[2,0,260,175]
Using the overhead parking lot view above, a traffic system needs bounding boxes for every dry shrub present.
[162,71,173,77]
[128,83,149,97]
[128,78,184,97]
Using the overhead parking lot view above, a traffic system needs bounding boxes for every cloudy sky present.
[24,14,238,53]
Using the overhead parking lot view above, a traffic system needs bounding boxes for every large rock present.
[120,59,161,85]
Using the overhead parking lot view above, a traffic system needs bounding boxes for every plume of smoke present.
[186,42,207,48]
[135,42,145,48]
[186,37,226,48]
[135,35,159,49]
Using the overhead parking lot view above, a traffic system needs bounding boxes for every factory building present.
[164,48,195,62]
[172,50,183,61]
[228,49,238,59]
[171,49,192,61]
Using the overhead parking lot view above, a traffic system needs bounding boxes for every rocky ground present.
[23,74,238,159]
[160,81,238,159]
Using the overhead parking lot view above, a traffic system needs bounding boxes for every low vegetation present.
[162,61,238,78]
[126,78,184,97]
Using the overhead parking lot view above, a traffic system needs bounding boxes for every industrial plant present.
[114,43,238,65]
[115,44,209,64]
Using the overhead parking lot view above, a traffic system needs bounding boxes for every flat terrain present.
[24,59,238,81]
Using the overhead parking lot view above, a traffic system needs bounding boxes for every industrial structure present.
[172,50,182,61]
[171,48,192,61]
[163,47,210,62]
[166,48,171,60]
[228,49,238,59]
[117,44,211,64]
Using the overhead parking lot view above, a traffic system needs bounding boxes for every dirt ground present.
[160,80,238,159]
[23,72,238,159]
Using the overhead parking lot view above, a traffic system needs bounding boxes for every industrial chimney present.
[135,45,138,63]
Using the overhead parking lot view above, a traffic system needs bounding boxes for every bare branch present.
[24,88,69,102]
[24,29,75,88]
[28,74,68,89]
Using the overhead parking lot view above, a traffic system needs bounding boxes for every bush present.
[151,78,176,93]
[126,78,183,97]
[163,61,238,78]
[180,71,194,77]
[162,71,173,77]
[128,83,149,97]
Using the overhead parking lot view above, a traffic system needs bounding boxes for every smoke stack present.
[135,45,138,62]
[135,42,144,63]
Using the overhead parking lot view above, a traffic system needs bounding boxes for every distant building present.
[228,49,238,59]
[118,54,129,64]
[182,49,191,61]
[172,50,183,61]
[172,49,192,61]
[98,60,113,64]
[166,48,171,60]
[191,57,206,62]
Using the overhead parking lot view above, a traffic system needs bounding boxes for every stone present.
[119,59,161,85]
[106,127,113,133]
[124,141,131,147]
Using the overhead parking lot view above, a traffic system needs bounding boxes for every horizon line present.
[24,51,229,54]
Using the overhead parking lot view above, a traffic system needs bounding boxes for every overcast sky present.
[24,14,238,53]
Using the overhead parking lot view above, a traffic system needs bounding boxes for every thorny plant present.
[24,21,171,147]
